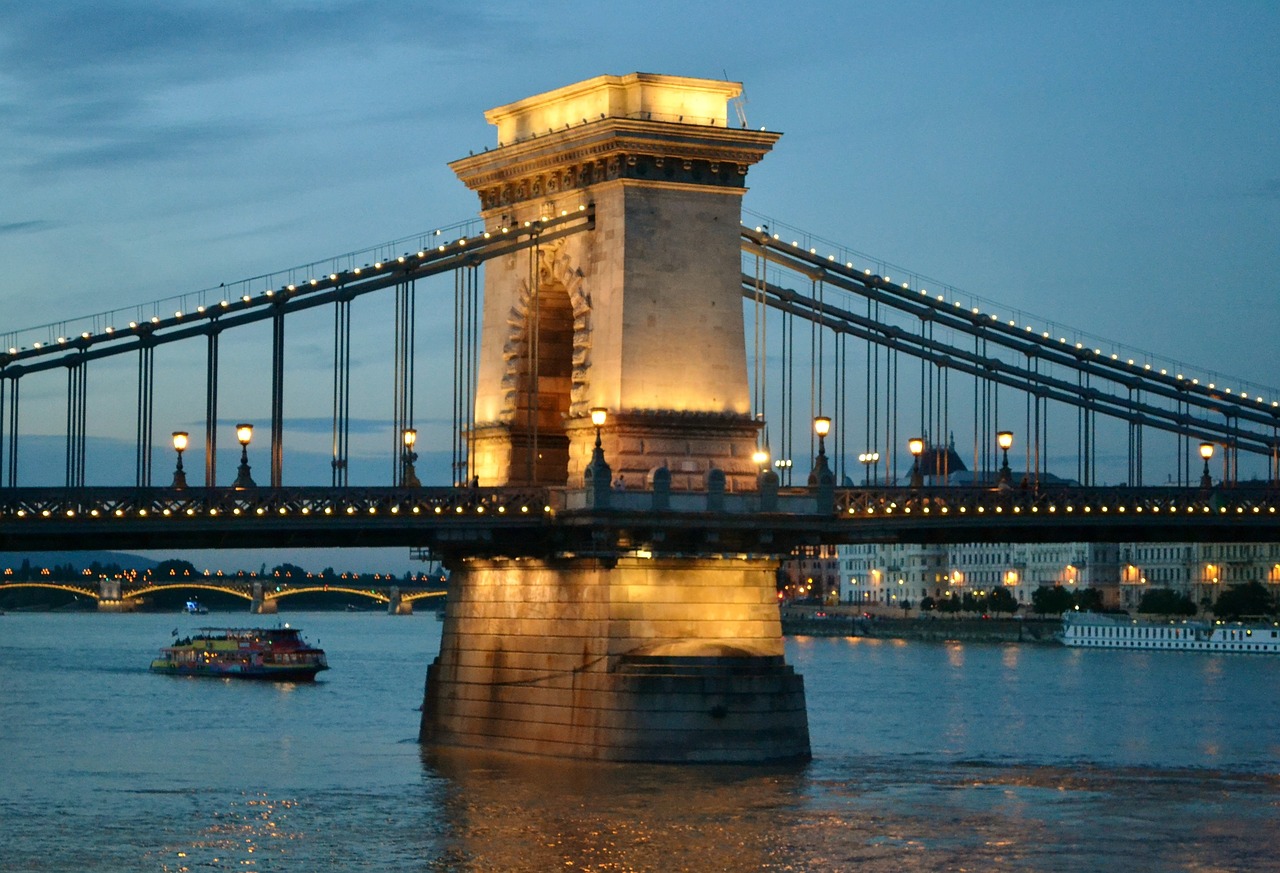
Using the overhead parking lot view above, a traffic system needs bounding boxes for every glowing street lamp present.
[590,407,607,450]
[908,437,925,488]
[171,431,189,490]
[752,447,770,473]
[997,430,1014,487]
[808,416,834,488]
[585,407,612,499]
[1199,441,1214,489]
[233,423,256,489]
[814,416,831,453]
[400,427,420,488]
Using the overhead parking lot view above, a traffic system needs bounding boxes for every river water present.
[2,612,1277,872]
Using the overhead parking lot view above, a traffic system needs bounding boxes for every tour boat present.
[150,626,329,680]
[1060,611,1280,654]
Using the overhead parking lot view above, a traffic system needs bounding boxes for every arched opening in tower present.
[510,279,573,485]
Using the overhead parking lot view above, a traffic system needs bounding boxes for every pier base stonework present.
[420,555,810,763]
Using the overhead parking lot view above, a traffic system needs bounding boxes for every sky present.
[2,0,1278,571]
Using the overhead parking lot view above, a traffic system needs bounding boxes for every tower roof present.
[484,73,743,146]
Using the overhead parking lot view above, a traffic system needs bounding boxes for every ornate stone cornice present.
[451,118,781,211]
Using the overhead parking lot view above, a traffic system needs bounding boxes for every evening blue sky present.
[1,1,1277,569]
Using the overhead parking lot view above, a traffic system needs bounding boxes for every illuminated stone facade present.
[451,73,780,491]
[423,75,810,763]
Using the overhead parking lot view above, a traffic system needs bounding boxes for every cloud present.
[0,220,57,235]
[1253,179,1280,200]
[0,2,498,178]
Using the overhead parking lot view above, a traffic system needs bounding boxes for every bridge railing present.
[0,486,555,521]
[6,482,1273,522]
[831,484,1280,518]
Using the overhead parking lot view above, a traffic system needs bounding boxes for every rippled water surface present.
[2,613,1277,871]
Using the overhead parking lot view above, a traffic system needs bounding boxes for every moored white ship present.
[1061,611,1280,653]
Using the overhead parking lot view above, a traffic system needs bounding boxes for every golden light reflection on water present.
[420,748,1280,872]
[423,747,814,872]
[152,792,303,872]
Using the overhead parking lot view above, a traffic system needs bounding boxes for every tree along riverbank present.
[782,610,1062,644]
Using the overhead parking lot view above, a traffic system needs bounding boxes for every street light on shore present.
[1199,441,1214,489]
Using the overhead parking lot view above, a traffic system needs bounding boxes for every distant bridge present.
[0,576,445,613]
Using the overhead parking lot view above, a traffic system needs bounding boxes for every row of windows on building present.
[780,541,1280,607]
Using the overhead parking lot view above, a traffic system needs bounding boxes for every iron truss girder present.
[0,209,594,378]
[741,228,1280,449]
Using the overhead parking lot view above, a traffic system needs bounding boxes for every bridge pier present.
[96,578,131,612]
[250,582,278,614]
[420,554,810,763]
[424,74,808,763]
[387,586,413,615]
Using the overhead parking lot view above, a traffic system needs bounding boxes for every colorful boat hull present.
[150,626,329,680]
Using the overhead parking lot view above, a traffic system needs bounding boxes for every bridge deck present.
[0,484,1275,553]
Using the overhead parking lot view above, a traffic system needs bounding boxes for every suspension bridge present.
[2,73,1275,762]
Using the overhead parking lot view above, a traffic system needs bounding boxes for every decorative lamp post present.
[808,416,834,487]
[908,437,925,488]
[858,451,880,486]
[233,423,256,489]
[814,416,831,454]
[1199,442,1214,489]
[401,427,421,488]
[585,407,612,502]
[997,430,1014,488]
[171,431,189,490]
[590,407,607,451]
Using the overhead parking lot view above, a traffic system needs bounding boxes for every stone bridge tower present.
[451,73,780,491]
[422,74,809,764]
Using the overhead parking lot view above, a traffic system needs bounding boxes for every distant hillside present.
[0,550,159,570]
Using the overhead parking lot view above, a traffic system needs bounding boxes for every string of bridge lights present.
[2,206,590,363]
[4,206,1273,413]
[751,227,1280,411]
[5,499,555,520]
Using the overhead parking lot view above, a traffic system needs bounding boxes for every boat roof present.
[1064,611,1204,627]
[193,626,305,634]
